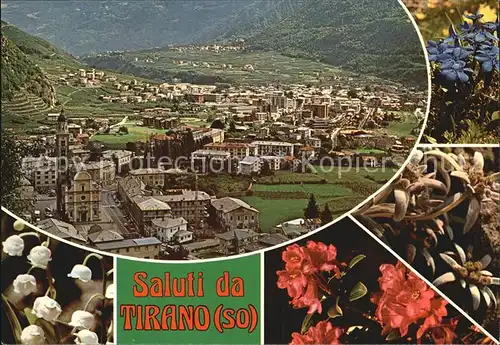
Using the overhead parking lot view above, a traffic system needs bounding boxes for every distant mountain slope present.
[1,24,55,105]
[245,0,426,84]
[1,0,426,84]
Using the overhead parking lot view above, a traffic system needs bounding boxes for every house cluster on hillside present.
[13,60,427,260]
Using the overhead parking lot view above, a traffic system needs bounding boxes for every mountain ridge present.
[1,0,427,84]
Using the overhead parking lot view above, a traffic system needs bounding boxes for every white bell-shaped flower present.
[13,274,37,296]
[105,284,114,299]
[67,264,92,282]
[74,329,99,344]
[14,219,27,231]
[32,296,62,322]
[27,246,52,269]
[20,325,45,345]
[2,235,24,256]
[69,310,95,329]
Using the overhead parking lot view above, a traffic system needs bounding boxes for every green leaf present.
[327,296,343,319]
[349,281,368,301]
[346,325,364,334]
[300,313,313,334]
[424,135,437,144]
[348,254,366,270]
[36,318,58,344]
[1,294,23,344]
[492,111,500,121]
[386,329,401,341]
[24,308,39,325]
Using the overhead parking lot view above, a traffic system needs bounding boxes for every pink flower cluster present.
[290,321,344,345]
[277,241,341,314]
[371,262,454,342]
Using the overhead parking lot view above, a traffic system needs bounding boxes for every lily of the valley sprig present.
[1,217,114,345]
[434,243,499,311]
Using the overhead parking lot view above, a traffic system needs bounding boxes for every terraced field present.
[2,92,52,129]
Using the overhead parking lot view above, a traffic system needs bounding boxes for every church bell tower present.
[55,108,70,220]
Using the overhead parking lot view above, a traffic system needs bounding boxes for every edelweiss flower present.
[68,264,92,282]
[2,235,24,256]
[13,274,37,296]
[20,325,45,345]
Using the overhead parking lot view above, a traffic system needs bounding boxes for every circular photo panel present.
[1,0,429,261]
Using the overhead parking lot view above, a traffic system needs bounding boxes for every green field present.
[92,50,352,86]
[243,166,398,231]
[92,124,166,145]
[378,112,420,137]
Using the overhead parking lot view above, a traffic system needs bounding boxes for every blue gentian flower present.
[475,45,499,72]
[464,11,484,22]
[440,60,473,82]
[427,40,455,62]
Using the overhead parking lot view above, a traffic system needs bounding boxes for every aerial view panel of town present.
[1,0,428,260]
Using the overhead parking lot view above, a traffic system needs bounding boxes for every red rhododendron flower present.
[416,298,450,339]
[417,318,457,344]
[372,262,448,337]
[277,241,342,315]
[282,244,306,270]
[302,241,339,274]
[291,279,322,314]
[290,321,343,345]
[378,261,406,294]
[277,269,308,299]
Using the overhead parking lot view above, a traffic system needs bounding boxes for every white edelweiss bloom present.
[32,296,62,322]
[105,284,114,299]
[67,264,92,282]
[13,274,37,296]
[2,235,24,256]
[74,329,99,345]
[69,310,95,329]
[27,246,52,269]
[21,325,45,345]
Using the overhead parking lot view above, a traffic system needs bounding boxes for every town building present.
[210,197,259,231]
[215,229,260,255]
[22,156,58,189]
[35,218,87,244]
[102,150,133,173]
[129,168,168,187]
[251,141,294,157]
[64,171,101,223]
[130,196,172,232]
[238,156,261,175]
[150,217,191,243]
[203,142,257,159]
[154,190,211,227]
[95,237,161,259]
[191,149,231,173]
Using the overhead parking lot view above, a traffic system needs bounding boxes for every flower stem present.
[19,232,41,243]
[84,293,105,311]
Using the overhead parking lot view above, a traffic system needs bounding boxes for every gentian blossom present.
[290,321,343,345]
[475,45,499,73]
[426,40,454,62]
